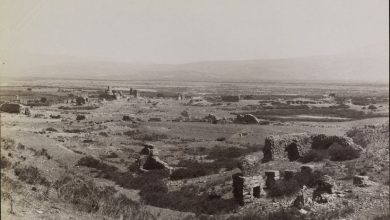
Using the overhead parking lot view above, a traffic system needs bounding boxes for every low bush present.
[14,166,50,186]
[34,148,52,159]
[170,159,237,180]
[99,131,109,137]
[1,138,15,150]
[267,179,301,197]
[207,146,257,159]
[54,175,155,219]
[216,137,226,141]
[77,156,117,173]
[328,145,360,161]
[141,183,235,215]
[171,167,209,180]
[64,129,83,133]
[76,115,86,120]
[0,157,12,169]
[46,127,58,132]
[300,149,328,163]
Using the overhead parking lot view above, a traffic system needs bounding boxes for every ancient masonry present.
[232,173,263,205]
[262,133,361,162]
[137,144,172,173]
[232,155,264,205]
[232,158,324,205]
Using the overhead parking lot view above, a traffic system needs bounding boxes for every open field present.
[1,79,389,220]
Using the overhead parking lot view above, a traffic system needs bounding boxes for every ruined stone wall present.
[263,133,361,162]
[311,134,355,149]
[262,133,312,162]
[232,173,264,205]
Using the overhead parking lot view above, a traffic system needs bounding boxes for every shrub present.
[206,146,258,160]
[14,166,50,186]
[105,152,118,158]
[76,97,86,105]
[374,215,390,220]
[35,148,52,160]
[1,138,15,150]
[99,132,109,137]
[328,145,360,161]
[46,127,58,132]
[54,175,155,219]
[170,167,209,180]
[40,97,47,103]
[77,156,117,172]
[76,115,86,120]
[170,159,237,180]
[216,137,226,141]
[300,149,328,163]
[267,179,301,197]
[123,115,131,121]
[0,157,12,169]
[64,129,83,133]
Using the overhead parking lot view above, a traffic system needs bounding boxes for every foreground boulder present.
[0,103,21,113]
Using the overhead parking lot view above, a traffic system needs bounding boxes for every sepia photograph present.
[0,0,389,219]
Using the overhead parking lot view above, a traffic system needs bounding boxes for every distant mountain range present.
[2,44,388,83]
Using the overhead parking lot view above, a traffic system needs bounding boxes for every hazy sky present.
[1,0,388,64]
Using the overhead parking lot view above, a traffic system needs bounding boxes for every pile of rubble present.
[136,144,172,173]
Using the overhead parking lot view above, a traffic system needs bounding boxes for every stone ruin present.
[312,175,336,203]
[232,155,264,205]
[264,170,280,189]
[232,154,339,206]
[129,88,139,98]
[137,144,172,173]
[353,175,371,187]
[262,133,362,162]
[232,173,264,205]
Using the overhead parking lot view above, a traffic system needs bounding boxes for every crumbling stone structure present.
[262,133,361,162]
[353,175,370,187]
[312,175,336,203]
[129,88,139,98]
[232,173,264,205]
[233,155,264,205]
[137,144,172,173]
[264,170,280,189]
[263,133,312,162]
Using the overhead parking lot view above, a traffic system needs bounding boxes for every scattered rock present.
[353,175,371,187]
